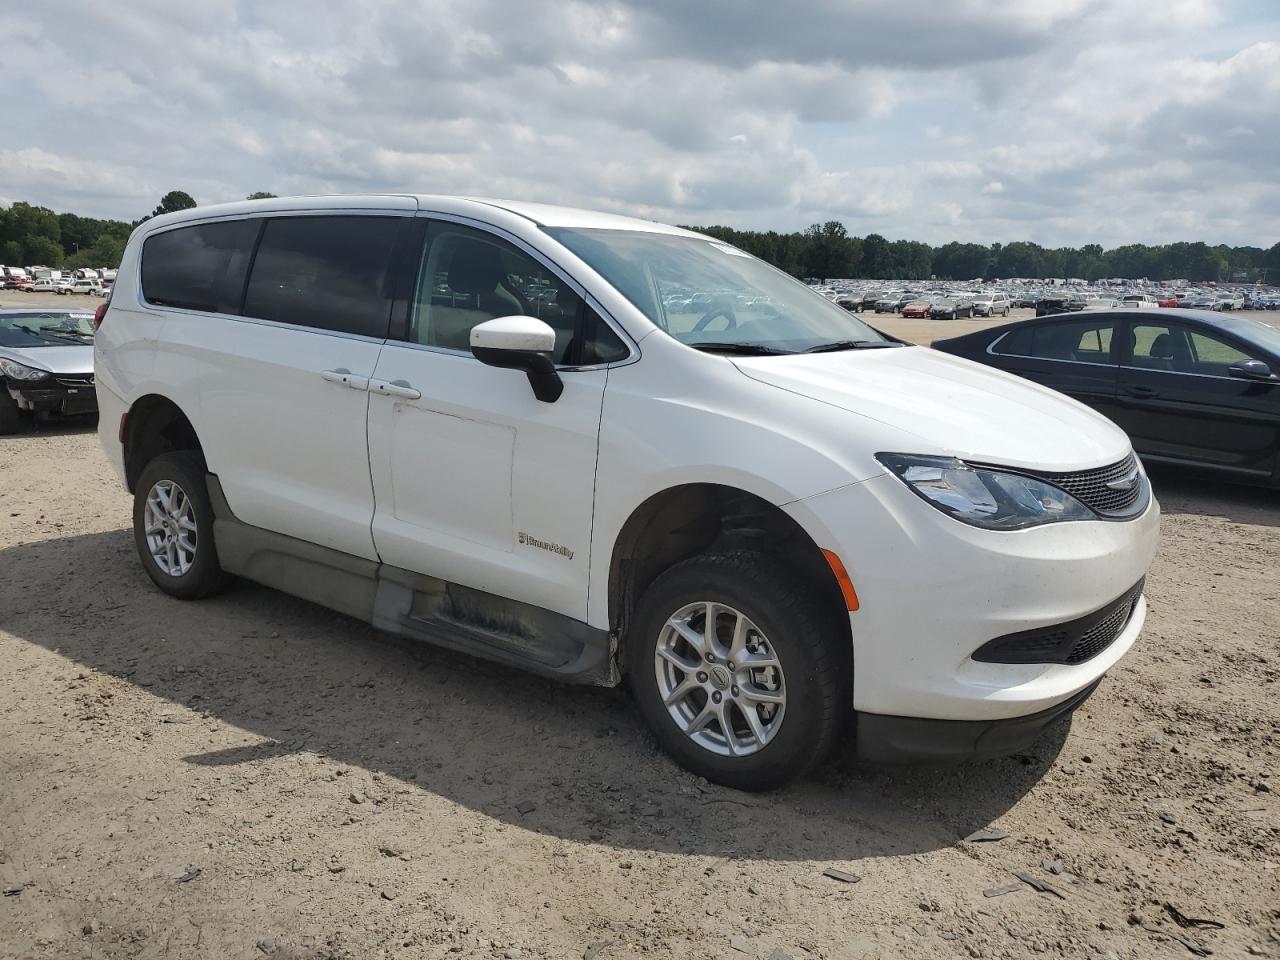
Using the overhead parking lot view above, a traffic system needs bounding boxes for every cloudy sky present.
[3,0,1278,247]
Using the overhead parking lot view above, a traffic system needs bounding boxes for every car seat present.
[426,239,526,351]
[1148,331,1191,372]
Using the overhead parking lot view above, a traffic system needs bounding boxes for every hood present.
[733,346,1130,473]
[0,343,95,375]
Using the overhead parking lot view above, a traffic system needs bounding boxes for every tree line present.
[684,221,1280,283]
[2,193,1275,282]
[0,191,275,270]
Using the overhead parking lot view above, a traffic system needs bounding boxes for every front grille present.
[1029,453,1143,517]
[54,373,94,387]
[972,579,1145,666]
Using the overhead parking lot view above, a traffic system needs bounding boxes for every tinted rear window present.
[242,216,402,338]
[142,219,260,313]
[995,319,1117,364]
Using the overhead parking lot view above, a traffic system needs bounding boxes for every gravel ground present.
[1,297,1278,960]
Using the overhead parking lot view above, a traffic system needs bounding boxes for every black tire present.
[625,552,850,791]
[132,451,233,600]
[0,386,24,435]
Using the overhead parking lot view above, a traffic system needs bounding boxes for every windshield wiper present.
[686,342,793,356]
[14,324,91,344]
[802,340,903,354]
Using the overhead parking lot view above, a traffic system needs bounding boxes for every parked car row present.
[1,265,118,294]
[816,277,1278,321]
[4,277,112,296]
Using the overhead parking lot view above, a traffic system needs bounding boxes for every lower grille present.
[972,579,1145,666]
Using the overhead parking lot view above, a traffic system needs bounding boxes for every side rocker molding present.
[207,474,378,620]
[206,474,618,686]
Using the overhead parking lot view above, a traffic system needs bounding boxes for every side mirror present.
[470,316,564,403]
[1228,359,1275,382]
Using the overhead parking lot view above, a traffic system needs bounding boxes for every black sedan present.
[933,309,1280,486]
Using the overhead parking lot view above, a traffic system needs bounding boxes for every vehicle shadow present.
[1147,465,1278,528]
[0,528,1070,862]
[0,417,98,440]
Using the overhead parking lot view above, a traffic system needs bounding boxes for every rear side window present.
[994,319,1117,363]
[142,219,259,313]
[243,216,402,338]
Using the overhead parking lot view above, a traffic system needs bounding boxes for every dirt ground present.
[1,296,1278,960]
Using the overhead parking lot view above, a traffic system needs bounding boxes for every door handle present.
[1124,385,1158,398]
[321,368,370,390]
[371,379,422,400]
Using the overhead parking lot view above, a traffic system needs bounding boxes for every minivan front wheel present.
[133,452,232,600]
[626,553,849,791]
[655,600,787,758]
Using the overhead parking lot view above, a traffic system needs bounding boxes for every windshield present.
[0,311,95,347]
[1232,316,1280,356]
[544,228,889,352]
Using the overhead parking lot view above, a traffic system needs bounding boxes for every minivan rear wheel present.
[626,552,849,791]
[132,451,233,600]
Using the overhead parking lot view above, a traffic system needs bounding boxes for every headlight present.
[877,453,1094,530]
[0,358,51,382]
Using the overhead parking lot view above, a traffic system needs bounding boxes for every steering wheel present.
[691,303,738,333]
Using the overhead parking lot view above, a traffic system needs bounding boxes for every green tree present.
[993,241,1044,279]
[888,240,932,280]
[26,236,64,265]
[933,242,991,280]
[858,233,893,278]
[150,190,197,218]
[650,220,1275,284]
[799,221,861,280]
[0,202,62,265]
[246,192,277,200]
[1261,242,1280,281]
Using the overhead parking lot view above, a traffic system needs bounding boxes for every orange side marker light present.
[821,549,860,612]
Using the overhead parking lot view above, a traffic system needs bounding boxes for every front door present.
[1114,318,1280,477]
[366,218,630,621]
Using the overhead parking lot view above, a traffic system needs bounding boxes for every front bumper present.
[7,377,98,416]
[785,470,1160,723]
[856,678,1100,763]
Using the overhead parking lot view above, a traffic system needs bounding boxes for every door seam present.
[365,341,387,564]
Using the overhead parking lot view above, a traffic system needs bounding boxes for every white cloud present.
[0,0,1275,249]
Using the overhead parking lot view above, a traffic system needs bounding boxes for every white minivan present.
[95,196,1160,789]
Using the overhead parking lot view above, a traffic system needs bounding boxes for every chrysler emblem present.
[1104,468,1139,492]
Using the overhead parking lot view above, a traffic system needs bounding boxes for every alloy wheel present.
[653,601,786,757]
[143,479,198,576]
